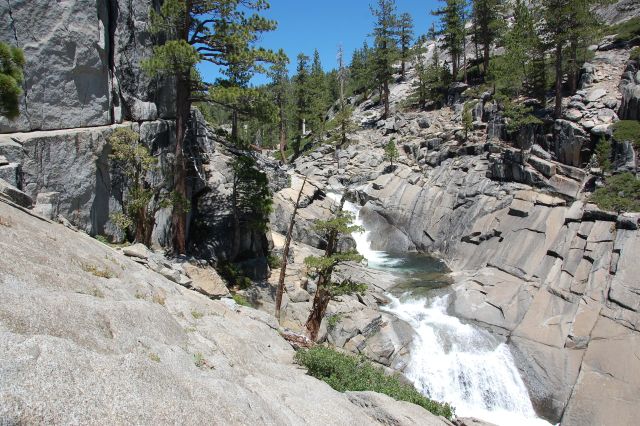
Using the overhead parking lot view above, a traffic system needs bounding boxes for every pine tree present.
[540,0,573,118]
[398,13,414,80]
[230,155,272,261]
[304,206,365,341]
[384,139,399,169]
[432,0,466,81]
[0,42,25,120]
[490,0,545,102]
[308,49,329,141]
[108,128,177,247]
[371,0,399,119]
[329,46,357,159]
[471,0,504,76]
[349,42,374,99]
[267,50,290,163]
[292,53,311,158]
[142,0,277,254]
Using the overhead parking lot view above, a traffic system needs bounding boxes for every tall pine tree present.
[142,0,277,254]
[432,0,466,81]
[398,13,414,80]
[371,0,399,119]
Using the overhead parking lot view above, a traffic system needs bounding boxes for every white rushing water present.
[341,199,550,426]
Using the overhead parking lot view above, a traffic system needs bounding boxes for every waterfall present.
[342,199,550,426]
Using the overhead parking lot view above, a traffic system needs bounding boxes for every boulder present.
[0,178,32,208]
[586,88,607,103]
[553,120,589,167]
[183,264,230,298]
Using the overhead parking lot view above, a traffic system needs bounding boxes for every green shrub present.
[232,293,251,307]
[630,47,640,62]
[327,314,343,331]
[612,120,640,149]
[608,17,640,43]
[267,253,282,269]
[591,172,640,212]
[217,261,252,290]
[294,346,454,420]
[595,137,612,172]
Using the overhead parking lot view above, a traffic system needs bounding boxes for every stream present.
[342,200,551,426]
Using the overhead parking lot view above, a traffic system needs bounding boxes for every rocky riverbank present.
[263,43,640,424]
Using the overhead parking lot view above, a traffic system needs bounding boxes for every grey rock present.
[0,178,32,208]
[122,243,151,260]
[586,88,607,102]
[0,201,448,425]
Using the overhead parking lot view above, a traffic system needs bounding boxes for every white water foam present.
[383,295,549,426]
[342,199,550,426]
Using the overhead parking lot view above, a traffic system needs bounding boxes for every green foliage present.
[384,139,399,167]
[608,17,640,43]
[191,310,204,319]
[595,137,612,172]
[501,99,542,134]
[217,261,252,289]
[327,313,343,331]
[349,42,375,98]
[471,0,506,74]
[231,155,272,233]
[489,0,547,101]
[591,173,640,212]
[408,26,450,110]
[193,352,206,368]
[295,346,454,420]
[398,12,414,78]
[108,128,176,246]
[462,101,475,140]
[432,0,466,80]
[630,47,640,62]
[232,293,252,307]
[612,120,640,149]
[371,0,400,117]
[267,253,282,269]
[0,42,25,119]
[142,39,200,80]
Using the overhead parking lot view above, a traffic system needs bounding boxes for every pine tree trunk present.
[172,76,189,254]
[383,81,390,119]
[305,285,331,341]
[483,44,490,77]
[231,174,241,261]
[275,177,307,322]
[279,102,287,164]
[231,109,239,143]
[568,41,578,95]
[554,42,563,119]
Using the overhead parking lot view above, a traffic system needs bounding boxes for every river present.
[342,200,551,426]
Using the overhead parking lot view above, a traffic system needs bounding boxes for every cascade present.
[342,200,550,426]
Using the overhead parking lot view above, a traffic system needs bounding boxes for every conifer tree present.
[540,0,573,118]
[304,206,365,341]
[371,0,399,119]
[330,46,357,156]
[0,42,25,120]
[398,13,414,80]
[308,49,329,140]
[267,50,290,163]
[471,0,504,75]
[292,53,311,158]
[142,0,277,254]
[432,0,466,81]
[349,42,374,99]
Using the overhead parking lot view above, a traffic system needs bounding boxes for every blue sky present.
[198,0,439,85]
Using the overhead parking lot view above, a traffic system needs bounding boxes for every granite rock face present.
[0,201,449,426]
[0,0,172,133]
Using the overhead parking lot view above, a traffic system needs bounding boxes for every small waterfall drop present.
[342,199,549,426]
